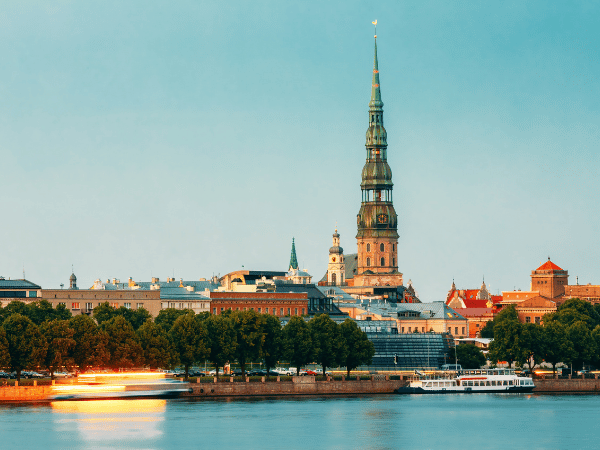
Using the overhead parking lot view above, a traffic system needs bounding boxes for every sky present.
[1,1,599,302]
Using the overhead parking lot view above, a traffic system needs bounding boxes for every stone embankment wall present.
[185,376,405,398]
[0,385,52,402]
[533,378,600,393]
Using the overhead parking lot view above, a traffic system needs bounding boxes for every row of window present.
[399,326,466,335]
[213,306,305,316]
[525,316,541,324]
[366,243,395,252]
[366,257,396,267]
[65,302,145,310]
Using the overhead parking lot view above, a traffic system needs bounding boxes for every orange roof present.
[536,260,563,271]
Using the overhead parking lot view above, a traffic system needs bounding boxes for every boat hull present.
[396,386,535,394]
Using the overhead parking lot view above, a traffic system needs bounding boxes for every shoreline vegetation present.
[0,300,375,381]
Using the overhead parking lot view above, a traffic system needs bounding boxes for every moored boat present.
[396,368,535,394]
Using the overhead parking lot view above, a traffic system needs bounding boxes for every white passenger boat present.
[396,368,535,394]
[51,372,192,401]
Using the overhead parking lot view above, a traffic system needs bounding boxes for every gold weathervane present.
[372,19,377,38]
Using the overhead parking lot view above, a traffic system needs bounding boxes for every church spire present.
[370,34,383,108]
[289,238,299,270]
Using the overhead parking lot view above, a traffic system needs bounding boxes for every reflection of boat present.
[396,368,535,394]
[51,372,192,400]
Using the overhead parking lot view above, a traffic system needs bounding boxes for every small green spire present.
[370,36,383,108]
[289,238,299,270]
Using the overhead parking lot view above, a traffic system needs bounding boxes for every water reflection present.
[52,399,166,447]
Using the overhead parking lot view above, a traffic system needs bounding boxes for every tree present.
[449,344,486,369]
[309,314,346,376]
[128,308,152,331]
[567,320,596,371]
[0,301,29,325]
[479,320,494,338]
[546,298,600,330]
[69,315,109,372]
[40,319,76,379]
[101,316,143,369]
[93,302,116,325]
[519,323,543,373]
[203,314,236,378]
[261,314,283,377]
[282,316,313,375]
[169,312,211,379]
[155,308,189,332]
[0,328,11,370]
[542,321,575,376]
[232,310,264,377]
[2,314,47,381]
[340,318,375,376]
[137,320,172,369]
[489,306,521,368]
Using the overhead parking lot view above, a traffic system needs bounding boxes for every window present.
[455,327,458,335]
[58,302,66,307]
[71,302,80,309]
[380,243,384,251]
[302,308,305,315]
[408,327,411,332]
[213,307,217,314]
[86,303,93,311]
[221,307,224,312]
[535,317,541,324]
[124,303,131,309]
[526,316,531,323]
[462,327,465,335]
[331,273,336,284]
[287,308,291,315]
[401,327,405,333]
[137,303,144,309]
[422,327,425,333]
[28,291,37,298]
[381,257,385,266]
[280,308,284,316]
[110,303,119,308]
[392,258,395,266]
[366,243,371,252]
[258,308,262,313]
[392,244,395,251]
[366,257,371,267]
[295,308,298,315]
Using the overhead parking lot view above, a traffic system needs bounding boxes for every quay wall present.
[0,385,52,402]
[533,378,600,393]
[184,376,405,398]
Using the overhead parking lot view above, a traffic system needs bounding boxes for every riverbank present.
[3,377,600,402]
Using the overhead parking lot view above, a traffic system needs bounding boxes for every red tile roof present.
[536,260,563,271]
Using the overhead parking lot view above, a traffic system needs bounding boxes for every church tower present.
[327,228,345,285]
[289,238,299,271]
[356,29,401,282]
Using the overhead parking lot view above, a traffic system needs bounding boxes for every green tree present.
[542,321,575,376]
[309,314,346,375]
[69,315,109,372]
[0,328,11,370]
[2,314,47,381]
[519,323,543,373]
[489,306,521,368]
[128,308,152,331]
[546,298,600,329]
[0,301,29,325]
[261,314,283,377]
[568,320,596,371]
[203,314,236,378]
[101,316,143,369]
[282,316,313,375]
[93,302,116,325]
[479,320,494,338]
[137,320,172,369]
[232,310,264,377]
[40,319,76,379]
[450,343,486,369]
[155,308,189,332]
[169,312,211,379]
[339,318,375,376]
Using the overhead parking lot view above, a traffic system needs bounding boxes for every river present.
[1,394,598,449]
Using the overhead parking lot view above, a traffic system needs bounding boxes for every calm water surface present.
[1,394,598,449]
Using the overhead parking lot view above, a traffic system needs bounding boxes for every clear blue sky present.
[1,1,599,302]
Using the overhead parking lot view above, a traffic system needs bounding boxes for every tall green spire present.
[289,238,299,270]
[370,36,383,108]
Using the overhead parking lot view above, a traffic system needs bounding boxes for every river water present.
[1,394,598,449]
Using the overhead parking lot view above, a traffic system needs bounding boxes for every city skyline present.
[1,1,599,301]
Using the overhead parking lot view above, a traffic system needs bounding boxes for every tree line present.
[0,300,374,381]
[483,298,600,374]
